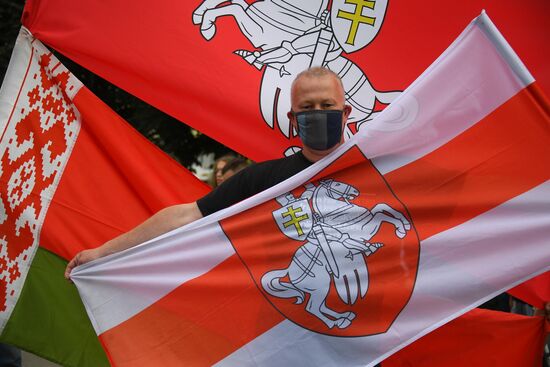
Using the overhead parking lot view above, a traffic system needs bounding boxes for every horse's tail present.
[261,269,305,304]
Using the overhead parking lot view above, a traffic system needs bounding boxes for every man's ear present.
[343,105,352,120]
[288,111,298,133]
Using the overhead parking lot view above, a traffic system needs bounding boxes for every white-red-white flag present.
[0,27,210,366]
[72,13,550,366]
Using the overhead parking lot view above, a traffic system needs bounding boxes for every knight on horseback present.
[263,179,410,329]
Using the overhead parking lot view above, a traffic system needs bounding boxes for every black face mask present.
[294,110,344,150]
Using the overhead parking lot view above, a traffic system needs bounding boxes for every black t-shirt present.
[197,151,313,217]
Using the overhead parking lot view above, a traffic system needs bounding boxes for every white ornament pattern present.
[0,28,82,328]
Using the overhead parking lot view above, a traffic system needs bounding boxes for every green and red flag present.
[0,28,209,366]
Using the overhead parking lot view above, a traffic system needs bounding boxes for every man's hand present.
[64,248,103,280]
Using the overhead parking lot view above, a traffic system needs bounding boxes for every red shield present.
[221,146,420,336]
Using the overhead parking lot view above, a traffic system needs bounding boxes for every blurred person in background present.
[220,156,250,182]
[209,153,235,187]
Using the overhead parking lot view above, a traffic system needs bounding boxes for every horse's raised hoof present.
[342,311,356,321]
[335,317,353,329]
[192,13,203,25]
[192,4,206,24]
[396,228,406,239]
[200,24,216,41]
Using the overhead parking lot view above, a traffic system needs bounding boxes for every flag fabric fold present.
[0,27,210,366]
[72,13,550,366]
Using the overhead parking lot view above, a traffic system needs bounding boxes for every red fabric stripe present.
[508,271,550,309]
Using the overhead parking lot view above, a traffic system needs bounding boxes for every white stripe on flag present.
[361,11,533,175]
[215,180,550,367]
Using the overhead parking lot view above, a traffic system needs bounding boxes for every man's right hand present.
[64,248,103,280]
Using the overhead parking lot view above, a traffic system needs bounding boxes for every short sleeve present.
[196,152,312,217]
[196,165,257,217]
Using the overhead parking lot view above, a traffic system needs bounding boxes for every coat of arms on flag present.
[222,146,420,336]
[331,0,388,52]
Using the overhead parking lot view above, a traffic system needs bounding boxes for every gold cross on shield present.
[282,205,309,236]
[337,0,377,46]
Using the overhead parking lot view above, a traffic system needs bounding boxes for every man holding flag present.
[65,66,352,278]
[59,11,549,366]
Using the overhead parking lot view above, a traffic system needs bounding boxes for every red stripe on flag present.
[386,84,550,241]
[99,254,284,366]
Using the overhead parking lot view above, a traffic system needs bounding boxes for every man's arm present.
[64,202,203,279]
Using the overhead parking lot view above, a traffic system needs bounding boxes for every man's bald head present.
[290,67,345,104]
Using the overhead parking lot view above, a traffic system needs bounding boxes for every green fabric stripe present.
[0,247,109,367]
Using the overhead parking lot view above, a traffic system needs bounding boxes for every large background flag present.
[72,13,550,366]
[21,0,549,161]
[0,28,209,366]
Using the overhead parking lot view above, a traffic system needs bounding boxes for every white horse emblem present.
[193,0,403,155]
[262,179,411,329]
